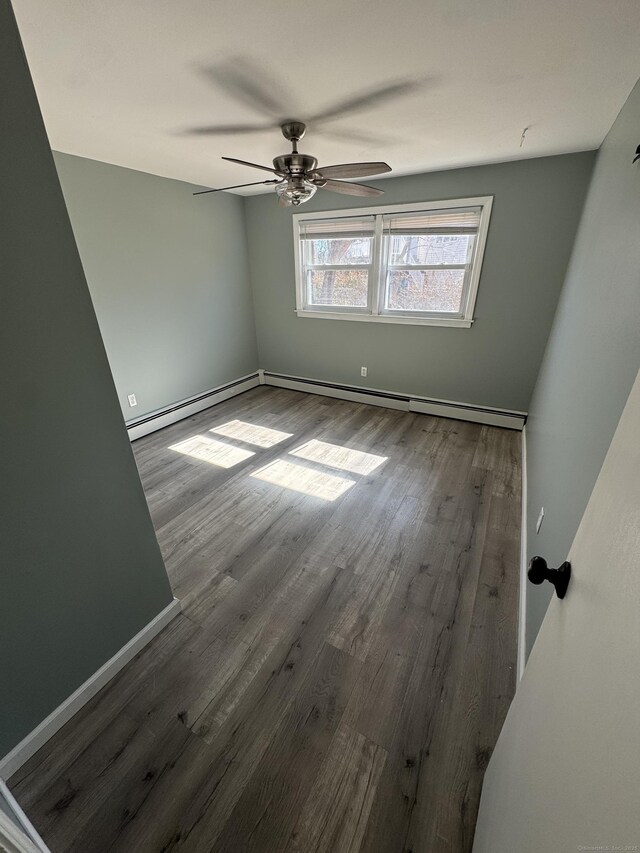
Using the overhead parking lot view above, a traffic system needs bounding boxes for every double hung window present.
[294,197,492,327]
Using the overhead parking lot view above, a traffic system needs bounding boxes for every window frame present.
[293,196,493,328]
[299,227,375,315]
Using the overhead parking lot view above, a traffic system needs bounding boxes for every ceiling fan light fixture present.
[275,179,317,206]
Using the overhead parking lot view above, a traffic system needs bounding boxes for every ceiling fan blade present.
[316,162,391,180]
[183,123,275,136]
[318,179,384,198]
[222,156,278,174]
[200,59,292,120]
[317,127,394,146]
[193,180,279,196]
[308,80,421,124]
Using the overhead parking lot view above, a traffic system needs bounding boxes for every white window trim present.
[292,196,493,328]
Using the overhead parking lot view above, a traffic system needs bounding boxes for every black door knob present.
[527,556,571,599]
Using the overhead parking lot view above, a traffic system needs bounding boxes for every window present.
[293,197,492,327]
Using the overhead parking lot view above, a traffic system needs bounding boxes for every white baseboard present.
[265,372,409,412]
[263,371,526,430]
[0,598,181,781]
[517,426,528,682]
[408,399,524,430]
[126,373,260,441]
[0,780,51,852]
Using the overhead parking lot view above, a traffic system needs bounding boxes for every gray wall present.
[0,0,173,759]
[524,77,640,657]
[244,152,595,412]
[53,151,258,421]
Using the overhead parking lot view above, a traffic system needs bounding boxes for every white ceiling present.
[13,0,640,194]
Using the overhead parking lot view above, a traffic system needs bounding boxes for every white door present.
[473,368,640,852]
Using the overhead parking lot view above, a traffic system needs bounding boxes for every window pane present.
[307,237,372,265]
[308,269,369,307]
[385,269,465,313]
[387,233,473,266]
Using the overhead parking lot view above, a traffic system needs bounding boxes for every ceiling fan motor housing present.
[273,152,318,176]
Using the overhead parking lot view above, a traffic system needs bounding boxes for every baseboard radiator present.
[262,371,526,430]
[126,372,260,440]
[124,368,526,440]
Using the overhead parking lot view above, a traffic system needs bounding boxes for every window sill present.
[295,309,473,328]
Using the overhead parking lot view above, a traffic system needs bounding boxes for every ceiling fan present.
[193,120,391,206]
[185,58,423,146]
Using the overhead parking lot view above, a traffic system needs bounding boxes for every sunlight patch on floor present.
[289,439,387,475]
[251,458,355,501]
[210,419,293,448]
[169,435,255,468]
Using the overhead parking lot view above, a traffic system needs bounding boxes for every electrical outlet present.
[361,366,368,377]
[127,393,137,408]
[536,506,544,534]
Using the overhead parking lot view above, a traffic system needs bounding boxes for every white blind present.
[383,206,482,235]
[300,215,376,240]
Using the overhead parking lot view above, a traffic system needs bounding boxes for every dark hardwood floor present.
[9,387,520,852]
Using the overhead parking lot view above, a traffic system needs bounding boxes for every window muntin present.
[294,198,492,327]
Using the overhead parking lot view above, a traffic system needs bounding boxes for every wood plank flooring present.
[9,387,520,852]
